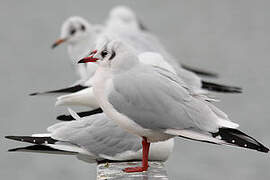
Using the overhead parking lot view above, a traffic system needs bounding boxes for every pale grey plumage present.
[7,112,174,162]
[108,65,223,133]
[49,113,142,158]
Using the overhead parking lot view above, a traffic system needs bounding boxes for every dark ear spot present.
[70,28,76,35]
[81,25,86,31]
[109,50,116,60]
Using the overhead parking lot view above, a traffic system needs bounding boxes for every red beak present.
[78,56,99,63]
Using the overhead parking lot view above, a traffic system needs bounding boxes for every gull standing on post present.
[78,39,268,172]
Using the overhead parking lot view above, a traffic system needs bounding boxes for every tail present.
[29,85,87,96]
[182,64,218,78]
[202,81,242,93]
[57,108,103,121]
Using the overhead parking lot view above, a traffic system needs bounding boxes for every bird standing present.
[78,39,268,172]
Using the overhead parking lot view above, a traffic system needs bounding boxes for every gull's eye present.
[101,50,108,58]
[70,28,76,35]
[81,25,86,31]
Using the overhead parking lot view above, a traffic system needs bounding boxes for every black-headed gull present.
[78,39,268,172]
[6,110,174,163]
[30,16,100,96]
[52,16,100,83]
[31,6,240,98]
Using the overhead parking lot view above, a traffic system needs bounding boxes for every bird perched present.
[52,16,101,84]
[6,110,174,163]
[29,16,101,96]
[78,39,268,172]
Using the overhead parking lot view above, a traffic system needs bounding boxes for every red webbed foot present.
[123,166,148,173]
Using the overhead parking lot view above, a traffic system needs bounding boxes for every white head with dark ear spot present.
[52,16,94,48]
[79,36,139,72]
[60,16,93,44]
[106,6,140,32]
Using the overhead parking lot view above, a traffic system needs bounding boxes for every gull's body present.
[90,41,237,142]
[6,112,174,163]
[78,40,267,172]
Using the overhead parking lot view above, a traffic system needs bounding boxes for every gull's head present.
[107,6,139,31]
[52,16,92,48]
[78,36,139,72]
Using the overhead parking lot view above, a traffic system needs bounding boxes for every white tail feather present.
[217,119,239,129]
[165,129,225,144]
[67,108,81,120]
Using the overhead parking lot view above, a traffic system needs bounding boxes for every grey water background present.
[1,0,270,179]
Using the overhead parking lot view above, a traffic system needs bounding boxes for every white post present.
[97,161,168,180]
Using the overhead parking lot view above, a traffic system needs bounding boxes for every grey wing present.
[50,113,142,158]
[117,31,180,67]
[109,66,220,132]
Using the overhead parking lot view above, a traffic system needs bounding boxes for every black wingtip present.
[8,145,70,153]
[182,64,219,78]
[57,108,103,121]
[5,136,22,141]
[202,81,242,93]
[29,92,39,96]
[56,114,74,121]
[8,147,22,152]
[29,85,88,96]
[5,135,57,145]
[212,128,269,153]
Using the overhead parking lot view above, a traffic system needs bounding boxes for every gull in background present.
[30,16,101,96]
[104,5,241,93]
[52,16,101,84]
[30,5,240,98]
[54,6,241,111]
[78,39,268,172]
[6,109,174,163]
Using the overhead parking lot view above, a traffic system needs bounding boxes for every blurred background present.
[1,0,270,179]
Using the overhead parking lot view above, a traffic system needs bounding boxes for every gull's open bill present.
[78,50,99,64]
[78,56,99,64]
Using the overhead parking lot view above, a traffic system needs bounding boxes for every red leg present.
[123,137,150,173]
